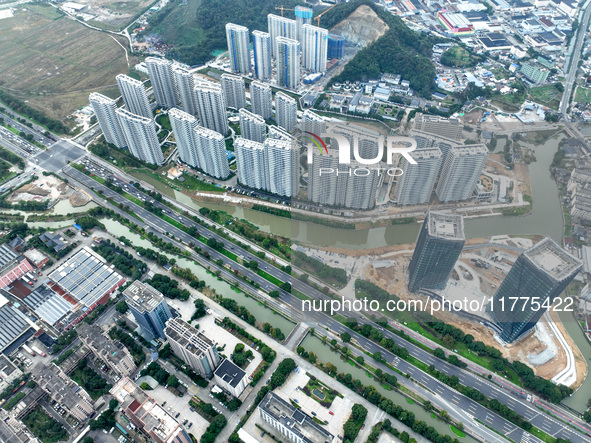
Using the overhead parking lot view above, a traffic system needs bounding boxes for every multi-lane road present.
[61,157,591,443]
[2,103,591,442]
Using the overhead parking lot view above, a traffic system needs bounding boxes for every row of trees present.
[343,404,368,443]
[93,239,146,279]
[147,274,190,301]
[293,251,347,287]
[425,321,573,402]
[299,348,462,443]
[0,92,69,134]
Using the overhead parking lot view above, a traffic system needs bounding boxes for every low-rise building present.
[22,249,49,269]
[258,391,336,443]
[34,363,95,422]
[0,355,23,393]
[110,377,191,443]
[0,409,39,443]
[77,323,137,377]
[213,358,248,397]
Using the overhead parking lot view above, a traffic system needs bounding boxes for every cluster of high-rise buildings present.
[407,212,582,343]
[90,73,164,166]
[90,55,303,194]
[225,8,328,90]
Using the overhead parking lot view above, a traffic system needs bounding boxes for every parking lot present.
[142,384,209,436]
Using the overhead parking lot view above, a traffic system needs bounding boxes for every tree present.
[234,343,245,353]
[115,300,128,314]
[584,410,591,423]
[341,332,351,343]
[166,374,180,389]
[193,299,207,319]
[83,438,95,443]
[247,260,258,270]
[434,348,446,359]
[442,334,455,348]
[269,290,280,298]
[351,404,368,422]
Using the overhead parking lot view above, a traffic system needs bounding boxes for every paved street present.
[60,164,591,443]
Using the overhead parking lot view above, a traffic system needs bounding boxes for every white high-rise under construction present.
[395,148,442,206]
[235,138,268,191]
[172,66,197,115]
[145,57,177,109]
[265,138,299,197]
[89,92,126,148]
[225,23,251,75]
[275,92,297,133]
[295,6,313,43]
[194,125,230,179]
[250,81,272,120]
[268,14,297,58]
[115,108,163,165]
[239,108,266,143]
[116,74,152,118]
[168,107,201,169]
[194,80,228,136]
[275,37,300,89]
[252,30,272,81]
[302,24,328,73]
[436,144,489,202]
[221,74,246,110]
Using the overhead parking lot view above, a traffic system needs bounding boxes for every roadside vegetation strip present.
[115,188,291,288]
[450,425,466,438]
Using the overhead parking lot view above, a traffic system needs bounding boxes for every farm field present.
[0,3,138,120]
[528,84,562,110]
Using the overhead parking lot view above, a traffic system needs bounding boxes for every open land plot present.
[575,86,591,104]
[0,4,138,120]
[528,84,561,110]
[69,0,157,30]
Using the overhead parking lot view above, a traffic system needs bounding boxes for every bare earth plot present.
[71,0,156,30]
[0,4,136,120]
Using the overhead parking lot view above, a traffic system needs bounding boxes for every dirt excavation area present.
[316,236,588,386]
[6,175,92,207]
[7,175,69,204]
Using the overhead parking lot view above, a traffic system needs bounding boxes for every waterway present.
[99,220,296,335]
[299,334,479,443]
[130,134,591,411]
[132,135,565,247]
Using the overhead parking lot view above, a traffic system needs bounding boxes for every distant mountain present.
[143,0,304,66]
[324,0,441,97]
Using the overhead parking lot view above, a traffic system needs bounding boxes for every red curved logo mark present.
[303,131,328,155]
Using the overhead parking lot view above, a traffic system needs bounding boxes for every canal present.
[299,334,479,442]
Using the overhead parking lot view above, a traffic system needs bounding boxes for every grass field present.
[0,3,138,120]
[575,86,591,104]
[440,46,481,68]
[528,84,562,110]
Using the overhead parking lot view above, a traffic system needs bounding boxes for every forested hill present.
[145,0,304,66]
[324,0,442,97]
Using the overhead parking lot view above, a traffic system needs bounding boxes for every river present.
[300,334,479,442]
[129,136,564,248]
[131,135,591,411]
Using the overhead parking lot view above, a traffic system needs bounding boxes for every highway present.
[560,0,591,122]
[2,100,590,442]
[60,161,591,443]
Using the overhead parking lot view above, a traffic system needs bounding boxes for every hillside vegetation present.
[145,0,304,65]
[325,0,441,96]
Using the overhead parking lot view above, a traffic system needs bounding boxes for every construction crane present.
[275,5,295,17]
[313,4,336,27]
